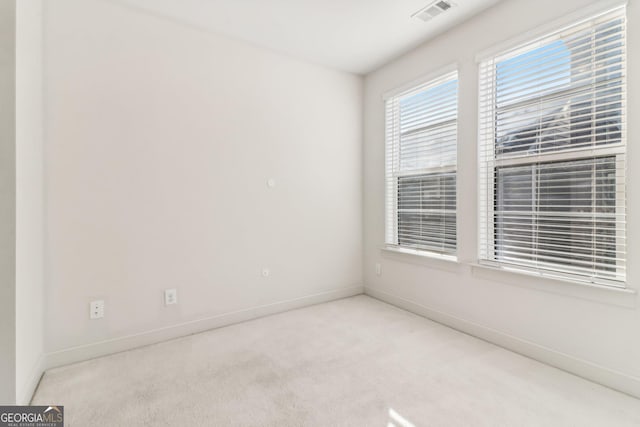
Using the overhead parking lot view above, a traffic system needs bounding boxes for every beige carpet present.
[33,295,640,426]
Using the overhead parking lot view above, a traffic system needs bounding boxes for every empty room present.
[2,0,640,425]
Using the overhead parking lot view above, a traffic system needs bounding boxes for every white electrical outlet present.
[90,300,104,319]
[164,288,177,306]
[375,263,382,276]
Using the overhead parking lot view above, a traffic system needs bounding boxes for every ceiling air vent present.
[412,0,456,22]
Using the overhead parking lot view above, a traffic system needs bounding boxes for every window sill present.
[381,246,461,272]
[471,263,637,308]
[378,247,636,307]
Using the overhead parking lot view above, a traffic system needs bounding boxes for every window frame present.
[477,6,627,288]
[384,66,459,258]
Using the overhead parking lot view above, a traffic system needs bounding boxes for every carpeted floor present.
[33,295,640,426]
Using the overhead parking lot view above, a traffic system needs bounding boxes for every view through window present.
[479,8,626,285]
[385,71,458,255]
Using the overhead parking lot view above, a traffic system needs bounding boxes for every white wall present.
[15,0,44,405]
[364,0,640,396]
[0,0,16,406]
[43,0,362,358]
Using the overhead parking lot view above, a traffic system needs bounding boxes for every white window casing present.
[478,6,627,287]
[385,70,458,256]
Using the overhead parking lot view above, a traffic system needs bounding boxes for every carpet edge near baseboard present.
[38,285,364,381]
[364,286,640,400]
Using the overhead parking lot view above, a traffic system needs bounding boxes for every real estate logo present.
[0,406,63,427]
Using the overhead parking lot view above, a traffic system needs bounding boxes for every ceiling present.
[113,0,501,74]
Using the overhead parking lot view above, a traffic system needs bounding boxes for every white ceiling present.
[113,0,501,74]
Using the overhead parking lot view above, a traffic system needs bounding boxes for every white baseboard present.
[17,353,46,405]
[365,287,640,399]
[43,285,364,373]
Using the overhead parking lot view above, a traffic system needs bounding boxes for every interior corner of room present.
[2,0,640,424]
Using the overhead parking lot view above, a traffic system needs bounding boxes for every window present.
[478,7,626,286]
[385,70,458,255]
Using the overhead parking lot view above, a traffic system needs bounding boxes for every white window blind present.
[385,71,458,255]
[478,7,626,286]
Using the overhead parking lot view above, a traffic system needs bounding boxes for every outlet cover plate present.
[164,288,177,306]
[90,300,104,319]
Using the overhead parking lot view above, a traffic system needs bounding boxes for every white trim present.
[382,246,458,262]
[396,164,456,177]
[382,62,458,100]
[41,286,363,371]
[365,287,640,399]
[17,353,45,405]
[493,144,626,168]
[381,247,461,273]
[476,6,627,287]
[475,0,627,63]
[385,69,459,255]
[471,263,635,308]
